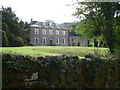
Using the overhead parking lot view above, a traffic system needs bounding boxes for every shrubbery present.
[2,53,119,88]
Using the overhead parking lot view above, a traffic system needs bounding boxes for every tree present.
[73,2,120,53]
[14,37,24,46]
[114,4,120,50]
[61,22,79,36]
[0,30,8,46]
[1,6,26,46]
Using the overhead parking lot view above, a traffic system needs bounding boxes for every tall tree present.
[73,2,119,53]
[0,30,8,46]
[61,22,79,36]
[1,6,26,46]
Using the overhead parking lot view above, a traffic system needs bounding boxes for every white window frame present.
[49,30,53,35]
[56,30,59,35]
[42,29,46,35]
[63,38,65,44]
[35,37,39,43]
[56,38,59,44]
[35,28,39,34]
[62,31,65,35]
[42,37,46,44]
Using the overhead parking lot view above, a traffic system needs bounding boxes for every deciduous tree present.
[73,2,120,53]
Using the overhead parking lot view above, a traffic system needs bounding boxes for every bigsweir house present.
[29,20,88,46]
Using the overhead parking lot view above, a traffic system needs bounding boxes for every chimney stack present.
[30,18,33,24]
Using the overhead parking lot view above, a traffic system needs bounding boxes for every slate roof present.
[30,21,69,30]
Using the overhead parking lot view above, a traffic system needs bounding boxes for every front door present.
[50,40,53,46]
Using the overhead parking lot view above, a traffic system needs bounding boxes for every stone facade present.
[29,21,88,46]
[69,36,88,46]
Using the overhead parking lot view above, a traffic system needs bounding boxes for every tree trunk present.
[103,3,114,53]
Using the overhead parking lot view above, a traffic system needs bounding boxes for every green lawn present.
[0,46,108,58]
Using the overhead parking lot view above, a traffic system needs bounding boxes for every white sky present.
[0,0,80,24]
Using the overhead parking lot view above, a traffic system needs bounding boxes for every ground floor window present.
[63,38,65,44]
[35,37,39,43]
[56,38,59,44]
[43,37,46,44]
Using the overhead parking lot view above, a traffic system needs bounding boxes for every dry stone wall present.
[2,53,119,88]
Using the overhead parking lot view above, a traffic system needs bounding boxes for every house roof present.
[30,21,69,30]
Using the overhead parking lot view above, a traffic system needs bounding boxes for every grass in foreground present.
[1,46,108,58]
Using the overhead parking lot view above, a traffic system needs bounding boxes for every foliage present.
[1,6,29,46]
[0,30,8,46]
[2,53,119,88]
[14,37,24,46]
[73,2,120,53]
[61,22,79,36]
[114,13,120,49]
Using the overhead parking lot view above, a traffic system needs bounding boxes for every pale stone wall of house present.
[69,36,88,46]
[30,27,69,46]
[30,25,88,47]
[80,39,88,47]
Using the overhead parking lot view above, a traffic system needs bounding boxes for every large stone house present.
[29,20,88,46]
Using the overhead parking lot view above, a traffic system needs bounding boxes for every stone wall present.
[2,53,119,88]
[69,36,88,46]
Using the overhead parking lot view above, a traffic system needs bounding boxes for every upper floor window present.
[63,38,65,44]
[49,30,53,35]
[56,30,59,35]
[56,38,59,44]
[35,28,39,34]
[42,29,46,35]
[43,37,46,44]
[35,37,39,43]
[62,31,65,35]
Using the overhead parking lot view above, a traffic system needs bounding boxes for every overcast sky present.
[0,0,80,24]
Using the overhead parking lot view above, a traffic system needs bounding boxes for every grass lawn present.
[0,46,109,58]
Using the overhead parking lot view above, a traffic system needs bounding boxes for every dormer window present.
[35,28,39,34]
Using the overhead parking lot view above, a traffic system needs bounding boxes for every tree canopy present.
[73,2,120,53]
[1,6,29,47]
[61,22,79,36]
